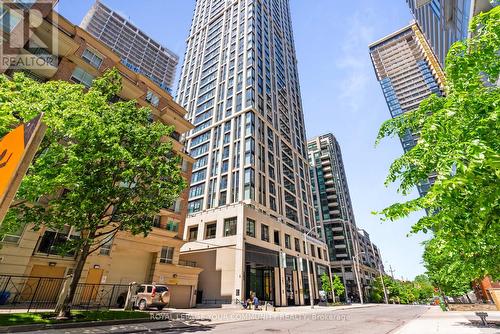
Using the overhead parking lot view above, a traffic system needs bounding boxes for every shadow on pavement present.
[464,319,500,329]
[145,311,218,333]
[156,325,215,333]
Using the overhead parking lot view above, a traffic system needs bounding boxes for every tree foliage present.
[413,274,436,301]
[332,274,345,298]
[370,274,435,304]
[422,236,473,296]
[320,273,332,293]
[0,69,186,316]
[320,274,345,302]
[375,7,500,288]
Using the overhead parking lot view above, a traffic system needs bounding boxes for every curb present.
[0,317,157,333]
[223,304,378,315]
[271,304,379,313]
[389,306,431,334]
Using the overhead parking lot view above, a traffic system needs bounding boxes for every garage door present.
[169,285,192,309]
[22,265,66,302]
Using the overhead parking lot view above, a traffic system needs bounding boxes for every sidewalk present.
[394,306,500,334]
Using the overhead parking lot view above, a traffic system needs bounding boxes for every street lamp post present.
[352,251,365,305]
[303,225,321,309]
[329,268,336,303]
[370,242,388,304]
[379,262,389,304]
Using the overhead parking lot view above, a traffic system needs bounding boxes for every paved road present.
[17,305,429,334]
[155,305,428,334]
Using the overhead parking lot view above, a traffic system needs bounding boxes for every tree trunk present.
[55,232,94,318]
[439,287,448,309]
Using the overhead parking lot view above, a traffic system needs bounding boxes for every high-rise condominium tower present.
[308,134,384,302]
[405,0,497,67]
[177,0,330,306]
[81,0,178,90]
[369,23,445,195]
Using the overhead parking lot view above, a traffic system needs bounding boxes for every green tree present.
[375,7,500,286]
[0,69,186,317]
[369,281,384,303]
[422,236,473,296]
[332,275,345,299]
[413,274,435,301]
[371,275,435,304]
[321,273,332,294]
[383,277,401,304]
[371,275,394,303]
[369,274,389,303]
[399,282,417,304]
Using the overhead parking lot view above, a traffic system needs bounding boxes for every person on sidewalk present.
[242,298,252,309]
[253,295,260,310]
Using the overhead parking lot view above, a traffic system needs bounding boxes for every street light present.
[303,225,321,309]
[352,251,365,305]
[370,242,388,304]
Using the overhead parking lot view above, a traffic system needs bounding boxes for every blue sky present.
[57,0,429,280]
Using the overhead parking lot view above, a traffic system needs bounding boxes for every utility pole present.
[380,267,388,304]
[329,267,336,303]
[341,264,349,302]
[388,265,395,279]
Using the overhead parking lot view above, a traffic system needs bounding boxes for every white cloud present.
[335,8,379,113]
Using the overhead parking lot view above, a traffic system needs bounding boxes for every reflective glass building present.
[369,23,445,195]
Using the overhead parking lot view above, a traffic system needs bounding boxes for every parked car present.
[117,284,170,310]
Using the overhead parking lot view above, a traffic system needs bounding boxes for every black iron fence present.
[0,275,129,312]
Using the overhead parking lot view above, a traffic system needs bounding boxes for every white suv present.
[117,284,170,310]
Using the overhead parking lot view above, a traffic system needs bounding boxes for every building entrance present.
[244,243,279,304]
[246,265,274,302]
[302,268,311,305]
[285,272,295,305]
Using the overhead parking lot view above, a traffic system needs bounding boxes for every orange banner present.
[0,124,27,199]
[0,114,46,223]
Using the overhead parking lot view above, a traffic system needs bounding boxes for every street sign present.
[0,114,46,223]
